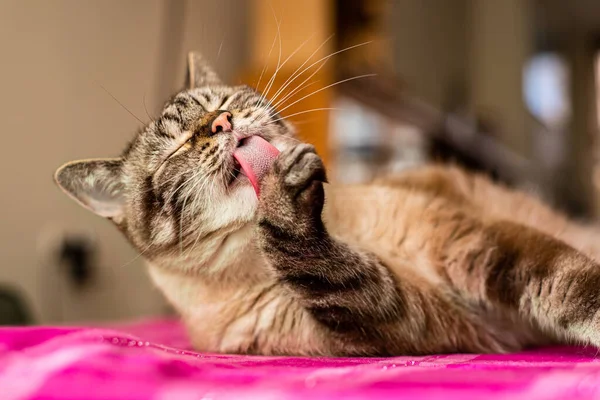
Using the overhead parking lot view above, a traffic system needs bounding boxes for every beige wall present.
[0,0,248,323]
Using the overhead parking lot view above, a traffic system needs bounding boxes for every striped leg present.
[257,145,403,335]
[444,218,600,347]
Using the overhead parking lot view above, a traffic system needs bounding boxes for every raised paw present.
[258,143,327,235]
[273,144,327,197]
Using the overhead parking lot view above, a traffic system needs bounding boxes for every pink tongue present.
[233,136,280,197]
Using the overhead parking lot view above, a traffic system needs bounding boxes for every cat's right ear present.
[54,158,126,223]
[186,51,222,88]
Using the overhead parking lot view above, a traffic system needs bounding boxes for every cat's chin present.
[228,178,260,208]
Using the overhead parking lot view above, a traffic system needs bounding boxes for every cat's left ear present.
[186,51,222,88]
[54,158,126,223]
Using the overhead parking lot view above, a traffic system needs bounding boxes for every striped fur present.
[55,52,600,356]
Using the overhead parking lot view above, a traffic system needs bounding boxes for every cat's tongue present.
[233,135,279,197]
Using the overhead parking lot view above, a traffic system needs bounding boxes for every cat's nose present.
[211,111,232,133]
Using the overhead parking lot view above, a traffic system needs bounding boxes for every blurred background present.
[1,0,600,325]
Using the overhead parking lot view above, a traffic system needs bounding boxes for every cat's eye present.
[153,133,195,176]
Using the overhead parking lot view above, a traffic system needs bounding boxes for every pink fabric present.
[1,320,599,399]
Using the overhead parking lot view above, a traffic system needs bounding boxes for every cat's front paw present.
[258,144,327,235]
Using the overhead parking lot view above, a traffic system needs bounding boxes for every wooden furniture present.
[240,0,335,165]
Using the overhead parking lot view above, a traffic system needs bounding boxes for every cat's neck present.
[146,222,271,317]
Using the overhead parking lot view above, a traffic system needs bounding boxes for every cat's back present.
[323,165,477,273]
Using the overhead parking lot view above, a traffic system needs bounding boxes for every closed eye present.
[153,132,194,175]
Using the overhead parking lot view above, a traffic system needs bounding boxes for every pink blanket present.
[1,319,599,399]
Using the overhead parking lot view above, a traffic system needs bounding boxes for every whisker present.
[216,36,225,61]
[271,77,322,111]
[253,40,372,125]
[257,11,283,119]
[253,29,280,113]
[276,74,376,116]
[268,34,333,106]
[266,107,341,125]
[270,80,321,112]
[143,93,152,121]
[184,175,215,256]
[269,40,371,110]
[263,131,304,144]
[98,83,145,125]
[164,170,202,210]
[118,243,153,268]
[179,172,212,253]
[254,28,316,124]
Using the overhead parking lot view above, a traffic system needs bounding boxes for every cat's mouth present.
[230,135,280,196]
[227,137,250,185]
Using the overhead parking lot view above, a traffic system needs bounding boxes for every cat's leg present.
[257,145,401,336]
[442,218,600,347]
[256,145,511,355]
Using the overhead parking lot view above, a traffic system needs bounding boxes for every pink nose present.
[211,111,232,133]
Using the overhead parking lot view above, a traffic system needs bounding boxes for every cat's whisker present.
[179,181,198,254]
[265,107,341,126]
[268,40,372,110]
[143,93,152,121]
[260,33,326,109]
[253,21,280,114]
[255,14,283,121]
[276,74,376,116]
[137,171,187,196]
[118,242,153,269]
[119,170,205,266]
[281,118,318,127]
[98,83,145,125]
[261,131,304,144]
[267,34,333,107]
[163,169,203,212]
[254,40,372,124]
[179,172,213,253]
[270,80,321,112]
[184,175,217,257]
[216,37,225,62]
[156,167,209,252]
[254,28,315,124]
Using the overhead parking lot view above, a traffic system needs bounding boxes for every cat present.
[55,51,600,356]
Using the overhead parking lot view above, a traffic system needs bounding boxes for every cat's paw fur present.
[257,143,327,236]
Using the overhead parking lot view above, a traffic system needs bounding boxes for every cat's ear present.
[54,158,126,223]
[186,51,222,88]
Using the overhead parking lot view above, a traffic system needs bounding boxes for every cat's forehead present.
[165,85,257,113]
[153,86,251,129]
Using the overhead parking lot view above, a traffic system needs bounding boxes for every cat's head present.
[55,52,296,270]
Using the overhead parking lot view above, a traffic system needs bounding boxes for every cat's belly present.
[147,262,331,355]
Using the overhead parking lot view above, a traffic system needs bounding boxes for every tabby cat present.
[55,52,600,356]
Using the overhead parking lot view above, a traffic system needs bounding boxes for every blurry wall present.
[0,0,248,323]
[388,0,469,111]
[388,0,533,158]
[468,0,534,156]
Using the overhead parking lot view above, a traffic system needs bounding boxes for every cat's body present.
[56,53,600,356]
[147,164,600,356]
